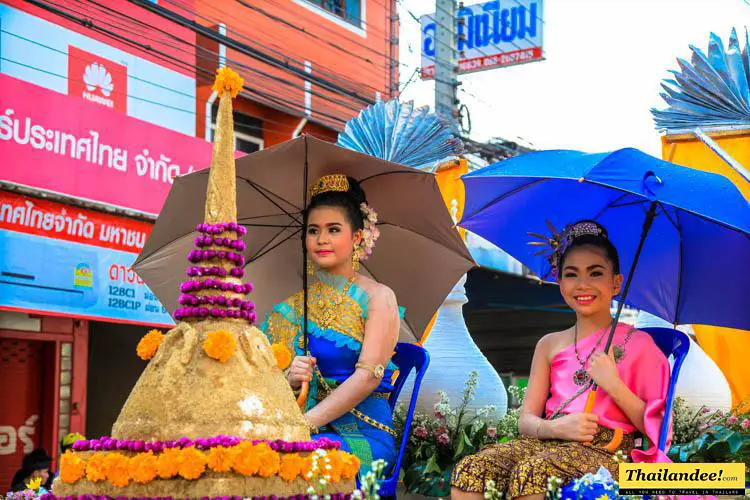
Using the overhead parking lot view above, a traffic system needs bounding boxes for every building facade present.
[0,0,397,487]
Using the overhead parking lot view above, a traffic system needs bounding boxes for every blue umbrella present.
[460,147,750,331]
[459,147,750,449]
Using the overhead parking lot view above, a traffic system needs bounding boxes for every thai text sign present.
[0,73,212,216]
[420,0,544,79]
[0,191,174,327]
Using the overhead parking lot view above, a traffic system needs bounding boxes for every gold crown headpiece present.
[309,174,349,198]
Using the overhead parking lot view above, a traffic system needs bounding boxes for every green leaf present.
[403,465,423,492]
[454,428,474,459]
[471,422,488,447]
[423,453,442,475]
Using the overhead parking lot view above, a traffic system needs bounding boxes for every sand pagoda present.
[52,68,358,499]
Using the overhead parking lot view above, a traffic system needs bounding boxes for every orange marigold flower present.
[279,454,305,482]
[340,452,360,480]
[157,448,182,479]
[136,329,164,360]
[231,441,260,476]
[203,330,236,363]
[270,343,292,370]
[256,444,280,478]
[300,454,314,479]
[59,451,86,484]
[212,67,244,98]
[178,447,207,480]
[85,453,107,483]
[327,450,344,483]
[207,446,233,473]
[103,453,131,487]
[129,451,158,484]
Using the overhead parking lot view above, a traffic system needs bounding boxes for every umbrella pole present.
[298,137,310,410]
[584,201,658,451]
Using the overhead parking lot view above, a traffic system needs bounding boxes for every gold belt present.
[314,368,397,437]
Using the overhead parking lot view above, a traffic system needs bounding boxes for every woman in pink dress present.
[451,221,671,500]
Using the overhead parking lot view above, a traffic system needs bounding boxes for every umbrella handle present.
[583,387,623,451]
[297,381,309,409]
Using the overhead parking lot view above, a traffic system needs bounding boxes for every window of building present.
[302,0,362,27]
[211,106,264,154]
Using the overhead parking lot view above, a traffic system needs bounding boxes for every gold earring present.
[307,256,315,276]
[352,249,360,273]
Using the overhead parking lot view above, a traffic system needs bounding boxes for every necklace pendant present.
[573,368,590,386]
[613,345,625,364]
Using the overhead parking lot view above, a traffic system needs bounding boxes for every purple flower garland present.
[194,235,246,252]
[195,222,247,236]
[186,267,245,279]
[173,307,256,321]
[178,295,254,310]
[176,221,256,323]
[71,436,341,454]
[180,280,252,295]
[187,250,245,266]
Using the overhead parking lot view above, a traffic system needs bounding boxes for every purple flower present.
[414,426,428,438]
[727,415,738,425]
[741,418,749,429]
[437,433,450,446]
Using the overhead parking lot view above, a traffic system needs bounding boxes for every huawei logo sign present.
[68,46,127,113]
[81,62,115,108]
[83,62,114,97]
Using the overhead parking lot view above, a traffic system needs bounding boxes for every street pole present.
[434,0,459,131]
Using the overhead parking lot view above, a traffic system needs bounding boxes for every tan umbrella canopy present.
[134,135,475,340]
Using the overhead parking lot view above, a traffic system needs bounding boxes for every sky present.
[397,0,750,156]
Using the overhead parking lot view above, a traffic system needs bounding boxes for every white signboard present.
[420,0,544,79]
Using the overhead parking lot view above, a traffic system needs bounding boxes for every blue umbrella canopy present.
[459,148,750,330]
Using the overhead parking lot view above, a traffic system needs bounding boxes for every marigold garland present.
[255,443,280,478]
[58,444,359,487]
[279,454,306,482]
[129,452,158,484]
[86,453,107,483]
[271,343,292,370]
[103,453,130,488]
[212,67,244,98]
[59,451,85,484]
[85,453,107,483]
[178,447,207,480]
[231,441,261,476]
[157,448,182,479]
[207,445,233,473]
[136,329,164,361]
[203,330,237,363]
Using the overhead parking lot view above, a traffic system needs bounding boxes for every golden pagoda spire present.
[204,67,244,224]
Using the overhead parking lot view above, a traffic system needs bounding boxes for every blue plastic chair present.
[379,342,430,498]
[640,327,690,452]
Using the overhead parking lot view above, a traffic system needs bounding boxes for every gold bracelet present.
[304,416,319,435]
[355,361,385,380]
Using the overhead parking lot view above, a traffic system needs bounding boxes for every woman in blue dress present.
[262,174,401,475]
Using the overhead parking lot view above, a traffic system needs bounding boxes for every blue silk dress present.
[261,271,402,475]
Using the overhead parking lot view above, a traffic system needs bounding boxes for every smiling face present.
[558,244,623,318]
[306,206,362,274]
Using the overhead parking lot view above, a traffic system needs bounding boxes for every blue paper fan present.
[336,100,463,170]
[651,28,750,131]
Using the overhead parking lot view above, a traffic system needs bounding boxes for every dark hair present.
[305,176,367,232]
[558,222,621,275]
